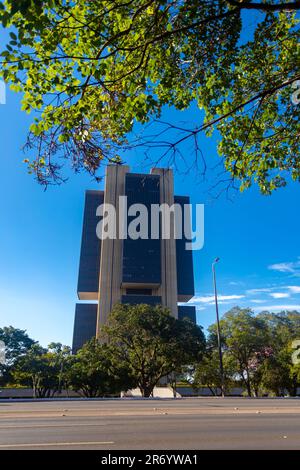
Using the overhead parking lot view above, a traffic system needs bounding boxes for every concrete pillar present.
[151,168,178,319]
[96,165,129,338]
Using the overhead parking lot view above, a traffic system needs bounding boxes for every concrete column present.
[96,165,129,338]
[151,168,178,319]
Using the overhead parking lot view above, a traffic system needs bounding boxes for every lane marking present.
[0,423,109,430]
[0,441,114,448]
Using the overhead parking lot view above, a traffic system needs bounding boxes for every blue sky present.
[1,85,300,347]
[1,20,300,347]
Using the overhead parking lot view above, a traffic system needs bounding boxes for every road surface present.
[0,397,300,449]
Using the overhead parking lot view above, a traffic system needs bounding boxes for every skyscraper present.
[72,166,195,352]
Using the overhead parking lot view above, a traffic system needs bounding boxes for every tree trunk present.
[244,368,252,397]
[288,378,298,397]
[32,376,37,398]
[139,383,154,398]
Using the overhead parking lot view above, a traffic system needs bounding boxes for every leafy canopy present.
[0,325,36,385]
[207,307,271,395]
[206,307,300,396]
[12,343,72,397]
[102,303,206,397]
[257,310,300,395]
[0,1,299,192]
[67,338,135,397]
[0,325,36,366]
[193,349,236,396]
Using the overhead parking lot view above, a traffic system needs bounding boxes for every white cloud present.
[250,299,265,304]
[246,288,273,295]
[268,257,300,276]
[253,304,300,312]
[190,294,245,305]
[246,285,300,298]
[269,292,290,299]
[217,295,245,301]
[287,286,300,294]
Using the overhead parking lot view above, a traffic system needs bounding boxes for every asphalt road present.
[0,397,300,450]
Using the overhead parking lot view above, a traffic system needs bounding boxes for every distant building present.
[72,166,195,352]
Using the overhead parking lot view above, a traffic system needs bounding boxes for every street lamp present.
[212,257,225,397]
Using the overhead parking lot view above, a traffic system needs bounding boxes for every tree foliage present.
[0,325,36,365]
[207,307,271,396]
[205,307,300,397]
[1,307,300,397]
[257,311,300,395]
[102,303,206,397]
[66,338,135,397]
[12,343,72,397]
[0,1,299,192]
[193,350,236,396]
[6,337,132,398]
[0,326,36,385]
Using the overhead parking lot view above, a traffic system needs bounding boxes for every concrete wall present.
[0,388,81,398]
[2,387,300,398]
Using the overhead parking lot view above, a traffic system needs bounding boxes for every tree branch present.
[226,0,300,11]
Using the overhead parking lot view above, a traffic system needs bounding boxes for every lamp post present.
[212,257,225,397]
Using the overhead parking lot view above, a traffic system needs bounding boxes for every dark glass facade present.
[121,295,162,306]
[72,303,97,353]
[174,195,195,299]
[77,190,103,298]
[178,305,196,323]
[122,174,161,286]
